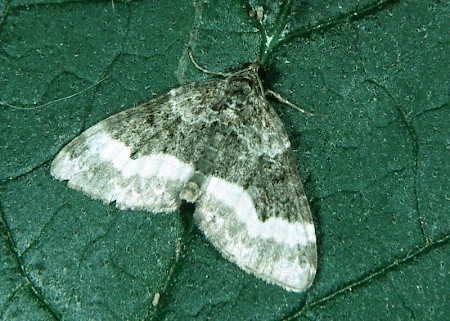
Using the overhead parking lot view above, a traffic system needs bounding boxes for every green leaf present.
[1,1,448,320]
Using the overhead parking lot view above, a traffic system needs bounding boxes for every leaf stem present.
[259,0,293,64]
[261,0,400,64]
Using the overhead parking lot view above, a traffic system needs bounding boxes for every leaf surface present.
[1,0,448,320]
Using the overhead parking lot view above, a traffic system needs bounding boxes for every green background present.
[1,0,448,320]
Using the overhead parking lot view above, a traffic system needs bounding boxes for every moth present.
[51,55,317,292]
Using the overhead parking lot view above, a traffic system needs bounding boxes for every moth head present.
[241,62,266,78]
[225,63,265,98]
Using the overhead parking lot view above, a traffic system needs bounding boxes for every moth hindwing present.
[51,63,317,292]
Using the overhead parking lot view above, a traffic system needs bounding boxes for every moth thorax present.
[220,108,239,124]
[180,172,206,203]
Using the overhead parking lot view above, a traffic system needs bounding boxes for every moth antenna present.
[1,76,109,111]
[187,47,233,77]
[266,89,328,118]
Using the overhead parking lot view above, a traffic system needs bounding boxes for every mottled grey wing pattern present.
[51,65,317,292]
[191,76,317,291]
[51,80,220,212]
